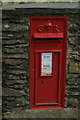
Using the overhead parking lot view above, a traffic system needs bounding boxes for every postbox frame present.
[30,16,68,110]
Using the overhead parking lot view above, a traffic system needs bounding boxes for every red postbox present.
[30,16,68,110]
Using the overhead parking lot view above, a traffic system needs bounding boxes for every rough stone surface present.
[2,108,78,118]
[69,62,79,73]
[2,88,26,96]
[2,5,80,118]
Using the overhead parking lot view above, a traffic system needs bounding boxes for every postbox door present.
[35,51,60,105]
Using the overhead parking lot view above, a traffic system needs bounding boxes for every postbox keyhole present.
[42,81,43,84]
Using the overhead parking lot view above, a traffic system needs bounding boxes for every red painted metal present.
[34,33,63,38]
[30,16,68,110]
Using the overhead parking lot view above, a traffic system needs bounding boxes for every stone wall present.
[2,4,80,118]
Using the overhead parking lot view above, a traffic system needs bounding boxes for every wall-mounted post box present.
[30,16,68,110]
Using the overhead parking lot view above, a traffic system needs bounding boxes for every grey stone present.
[3,59,29,70]
[79,63,80,73]
[68,22,79,34]
[3,47,27,54]
[68,37,79,45]
[5,80,27,86]
[10,84,25,90]
[2,88,26,96]
[70,86,78,89]
[3,53,28,59]
[20,76,27,80]
[3,23,29,32]
[8,75,20,80]
[69,62,79,73]
[67,78,79,86]
[3,17,29,23]
[69,91,79,96]
[2,32,24,40]
[4,59,22,65]
[2,108,78,118]
[73,45,80,50]
[2,3,79,10]
[68,98,78,108]
[7,70,27,75]
[2,39,27,45]
[14,44,29,48]
[3,97,28,108]
[69,51,80,60]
